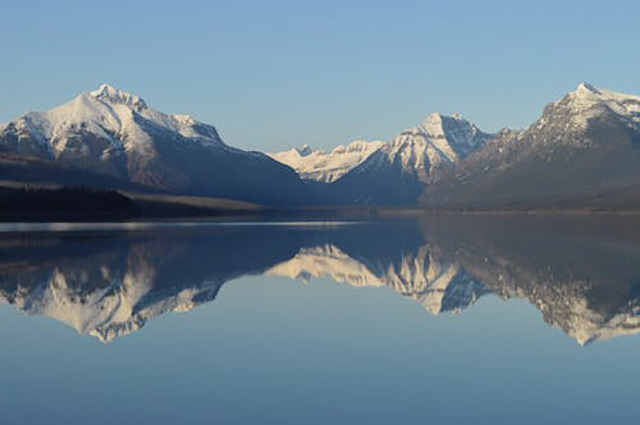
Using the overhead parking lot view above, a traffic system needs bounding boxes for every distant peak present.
[419,113,473,134]
[92,83,118,96]
[575,82,601,96]
[424,112,444,123]
[422,112,468,125]
[89,83,147,111]
[295,144,314,157]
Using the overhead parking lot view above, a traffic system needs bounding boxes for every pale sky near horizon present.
[1,0,639,152]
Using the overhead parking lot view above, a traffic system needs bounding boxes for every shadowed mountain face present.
[2,218,640,344]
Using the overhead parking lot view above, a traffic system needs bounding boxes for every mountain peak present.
[563,83,640,125]
[92,83,118,95]
[576,82,600,94]
[269,140,385,183]
[573,82,604,100]
[570,82,640,106]
[423,112,444,124]
[89,83,147,111]
[421,112,470,128]
[418,112,477,142]
[294,144,314,157]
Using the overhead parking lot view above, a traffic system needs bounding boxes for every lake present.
[2,216,640,424]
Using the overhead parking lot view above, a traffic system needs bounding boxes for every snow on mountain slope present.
[522,82,640,149]
[566,82,640,128]
[270,113,491,196]
[4,83,224,159]
[268,140,385,183]
[354,113,493,181]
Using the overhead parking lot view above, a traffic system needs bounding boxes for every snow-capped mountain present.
[424,83,640,210]
[558,82,640,130]
[359,112,492,180]
[268,140,385,183]
[0,84,309,206]
[331,113,493,204]
[267,113,492,205]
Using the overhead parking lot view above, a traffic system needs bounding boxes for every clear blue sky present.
[1,0,639,152]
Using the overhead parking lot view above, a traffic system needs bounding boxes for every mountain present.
[268,140,385,183]
[424,83,640,210]
[330,113,493,205]
[0,84,309,206]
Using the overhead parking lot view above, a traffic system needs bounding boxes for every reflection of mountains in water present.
[0,226,305,342]
[2,217,640,344]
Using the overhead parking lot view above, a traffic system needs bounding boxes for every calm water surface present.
[2,217,640,424]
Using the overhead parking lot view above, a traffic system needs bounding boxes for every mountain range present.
[1,83,639,208]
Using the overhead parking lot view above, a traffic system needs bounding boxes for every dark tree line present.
[0,186,140,220]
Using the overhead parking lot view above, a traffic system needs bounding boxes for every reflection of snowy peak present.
[3,218,640,345]
[8,269,222,343]
[558,295,640,345]
[463,260,640,346]
[433,216,640,345]
[0,244,225,342]
[0,227,302,342]
[268,243,488,315]
[268,140,385,183]
[268,245,384,286]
